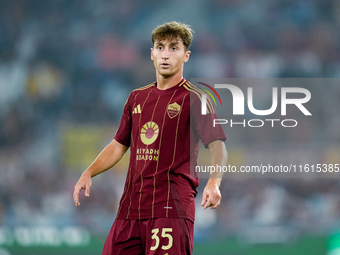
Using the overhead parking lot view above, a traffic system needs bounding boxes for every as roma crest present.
[167,102,181,118]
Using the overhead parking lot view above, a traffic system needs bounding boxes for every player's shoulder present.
[180,80,205,100]
[182,80,216,114]
[123,82,155,107]
[131,82,155,95]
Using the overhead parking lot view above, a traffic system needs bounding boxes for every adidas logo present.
[132,104,141,114]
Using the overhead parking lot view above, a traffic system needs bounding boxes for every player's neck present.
[156,72,183,90]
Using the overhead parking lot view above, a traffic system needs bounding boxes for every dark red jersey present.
[114,78,226,223]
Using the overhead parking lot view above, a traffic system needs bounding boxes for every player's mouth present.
[160,63,171,68]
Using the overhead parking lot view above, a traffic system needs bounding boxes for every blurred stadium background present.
[1,0,340,254]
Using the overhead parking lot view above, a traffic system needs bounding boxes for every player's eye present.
[172,47,177,51]
[157,46,163,50]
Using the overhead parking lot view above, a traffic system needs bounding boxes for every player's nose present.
[161,49,169,59]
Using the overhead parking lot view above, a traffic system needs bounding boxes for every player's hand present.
[201,180,222,209]
[73,172,92,207]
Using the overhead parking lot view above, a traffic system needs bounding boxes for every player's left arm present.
[201,139,228,209]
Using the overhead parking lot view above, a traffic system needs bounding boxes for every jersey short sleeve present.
[114,93,133,147]
[191,91,226,147]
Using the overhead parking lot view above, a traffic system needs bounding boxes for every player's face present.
[151,38,191,78]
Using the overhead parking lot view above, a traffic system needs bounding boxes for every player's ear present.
[151,48,154,60]
[184,50,191,63]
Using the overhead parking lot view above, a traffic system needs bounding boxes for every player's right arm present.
[73,139,129,206]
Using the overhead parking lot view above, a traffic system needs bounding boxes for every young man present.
[73,21,227,255]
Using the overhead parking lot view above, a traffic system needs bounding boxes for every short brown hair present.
[152,21,194,51]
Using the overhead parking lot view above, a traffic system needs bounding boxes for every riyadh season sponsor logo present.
[140,121,159,145]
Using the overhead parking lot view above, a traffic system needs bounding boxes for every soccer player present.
[73,21,227,255]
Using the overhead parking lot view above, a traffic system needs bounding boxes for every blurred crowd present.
[1,0,340,240]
